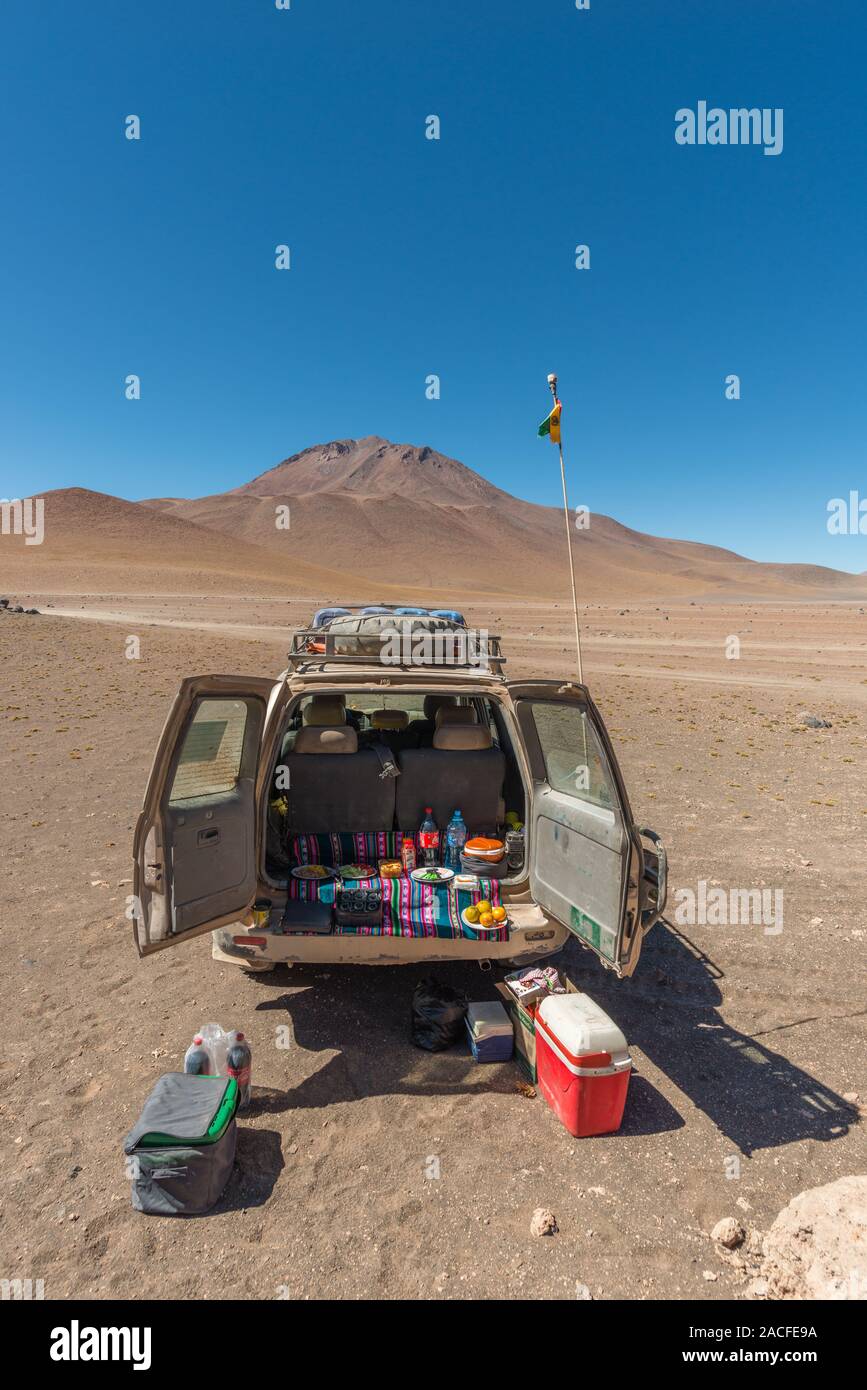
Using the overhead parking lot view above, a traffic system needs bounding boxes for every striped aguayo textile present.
[286,871,507,940]
[289,831,416,868]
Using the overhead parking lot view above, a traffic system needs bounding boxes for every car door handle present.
[197,827,221,847]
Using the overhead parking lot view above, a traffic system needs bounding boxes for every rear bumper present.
[212,903,568,967]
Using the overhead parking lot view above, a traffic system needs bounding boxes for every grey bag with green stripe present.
[124,1073,239,1216]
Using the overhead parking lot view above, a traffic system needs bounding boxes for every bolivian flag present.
[538,400,562,444]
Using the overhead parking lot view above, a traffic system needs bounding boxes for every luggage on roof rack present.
[311,606,352,629]
[288,610,503,672]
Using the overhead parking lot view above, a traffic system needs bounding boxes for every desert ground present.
[1,591,864,1300]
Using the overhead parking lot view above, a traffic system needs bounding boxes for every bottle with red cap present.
[226,1029,253,1108]
[183,1034,212,1074]
[419,808,440,866]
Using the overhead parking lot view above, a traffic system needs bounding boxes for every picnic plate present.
[410,866,455,884]
[461,906,508,933]
[291,865,336,881]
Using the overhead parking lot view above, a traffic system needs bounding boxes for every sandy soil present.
[0,594,864,1300]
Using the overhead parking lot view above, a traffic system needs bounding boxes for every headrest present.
[433,726,492,751]
[423,694,457,721]
[294,726,358,755]
[303,694,347,726]
[371,709,409,731]
[435,704,478,727]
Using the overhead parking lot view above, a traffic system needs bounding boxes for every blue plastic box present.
[466,1001,514,1063]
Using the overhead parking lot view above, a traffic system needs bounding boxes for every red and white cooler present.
[535,992,632,1137]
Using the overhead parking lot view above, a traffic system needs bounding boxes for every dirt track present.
[1,597,863,1299]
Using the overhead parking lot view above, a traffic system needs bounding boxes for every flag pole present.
[547,372,584,685]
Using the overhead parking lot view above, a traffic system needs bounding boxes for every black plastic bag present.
[411,977,469,1051]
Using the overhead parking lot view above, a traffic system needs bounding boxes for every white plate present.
[291,865,336,881]
[461,906,508,932]
[410,866,455,884]
[337,864,377,880]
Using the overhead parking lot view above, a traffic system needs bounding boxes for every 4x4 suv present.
[132,609,667,978]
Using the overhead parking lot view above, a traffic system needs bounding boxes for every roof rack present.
[287,616,505,675]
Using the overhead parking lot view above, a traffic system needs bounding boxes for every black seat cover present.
[283,727,395,832]
[396,727,505,835]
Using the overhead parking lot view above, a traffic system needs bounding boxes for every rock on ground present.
[757,1175,867,1300]
[711,1217,745,1249]
[530,1207,558,1237]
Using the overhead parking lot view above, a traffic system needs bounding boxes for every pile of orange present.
[464,898,508,929]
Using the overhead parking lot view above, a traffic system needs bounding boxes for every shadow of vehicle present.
[238,921,857,1154]
[242,957,680,1136]
[563,919,859,1157]
[250,968,515,1110]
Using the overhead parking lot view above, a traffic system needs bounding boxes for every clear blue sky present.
[1,1,864,569]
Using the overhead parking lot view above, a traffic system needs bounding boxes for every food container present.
[535,993,632,1137]
[334,884,383,931]
[460,850,509,880]
[378,860,402,878]
[464,837,505,862]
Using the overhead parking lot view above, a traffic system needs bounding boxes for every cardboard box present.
[495,970,578,1084]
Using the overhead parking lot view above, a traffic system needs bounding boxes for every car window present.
[294,694,431,723]
[169,698,249,802]
[349,694,429,720]
[527,701,618,812]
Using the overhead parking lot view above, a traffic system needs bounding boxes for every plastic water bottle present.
[200,1023,229,1076]
[445,810,467,870]
[226,1030,253,1108]
[183,1034,212,1074]
[419,808,440,866]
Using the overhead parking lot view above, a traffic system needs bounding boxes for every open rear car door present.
[509,681,667,978]
[132,675,282,957]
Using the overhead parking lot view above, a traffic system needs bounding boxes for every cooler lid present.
[123,1074,238,1153]
[466,1000,513,1040]
[536,992,627,1063]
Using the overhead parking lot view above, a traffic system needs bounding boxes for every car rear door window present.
[169,699,249,803]
[528,701,619,813]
